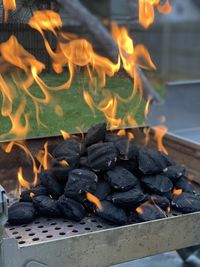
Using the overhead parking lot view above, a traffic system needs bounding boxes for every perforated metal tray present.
[1,127,200,267]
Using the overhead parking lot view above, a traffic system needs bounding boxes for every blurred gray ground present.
[113,81,200,267]
[113,252,186,267]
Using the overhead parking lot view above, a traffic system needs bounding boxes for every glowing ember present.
[136,206,143,215]
[86,192,103,210]
[173,188,183,197]
[138,0,172,29]
[154,125,168,155]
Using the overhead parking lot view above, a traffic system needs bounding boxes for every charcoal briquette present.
[172,192,200,213]
[163,165,186,183]
[52,155,79,169]
[57,195,86,221]
[95,180,112,200]
[104,132,126,143]
[105,166,139,191]
[87,142,118,171]
[138,149,173,175]
[85,123,106,146]
[40,170,63,199]
[20,186,48,202]
[65,169,98,202]
[115,139,140,160]
[33,195,61,217]
[95,200,128,225]
[8,202,37,225]
[141,174,173,195]
[51,166,72,184]
[150,195,170,210]
[175,175,194,193]
[134,203,166,222]
[109,187,147,207]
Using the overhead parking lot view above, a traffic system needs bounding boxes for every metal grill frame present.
[1,127,200,267]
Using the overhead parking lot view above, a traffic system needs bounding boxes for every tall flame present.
[17,167,30,195]
[86,192,103,210]
[138,0,172,29]
[2,0,16,22]
[154,125,168,154]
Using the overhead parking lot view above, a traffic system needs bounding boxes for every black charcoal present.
[151,195,170,210]
[79,156,89,168]
[53,138,83,157]
[40,170,63,199]
[105,132,126,143]
[163,166,186,183]
[105,166,138,191]
[20,186,48,202]
[96,200,128,225]
[134,203,166,222]
[87,142,118,171]
[138,149,172,175]
[85,123,106,146]
[51,167,72,184]
[57,195,86,221]
[115,140,140,160]
[33,195,61,217]
[110,188,147,207]
[95,180,112,200]
[141,174,173,195]
[65,169,98,202]
[175,176,194,193]
[117,159,138,173]
[172,192,200,213]
[8,202,37,225]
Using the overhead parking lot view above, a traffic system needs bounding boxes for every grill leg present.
[177,245,200,266]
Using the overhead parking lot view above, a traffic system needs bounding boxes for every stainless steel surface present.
[1,127,200,267]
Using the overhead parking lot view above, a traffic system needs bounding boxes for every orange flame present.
[3,0,16,22]
[139,0,172,29]
[136,206,143,215]
[173,188,183,197]
[144,96,151,117]
[154,125,168,154]
[36,142,53,170]
[5,141,38,187]
[17,167,30,195]
[86,192,103,210]
[60,130,71,140]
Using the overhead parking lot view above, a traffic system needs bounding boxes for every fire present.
[86,192,103,210]
[2,0,16,22]
[60,130,71,140]
[136,206,143,215]
[17,167,30,195]
[36,142,53,170]
[58,159,69,167]
[154,125,168,154]
[138,0,172,29]
[144,96,151,117]
[5,141,39,187]
[173,188,183,197]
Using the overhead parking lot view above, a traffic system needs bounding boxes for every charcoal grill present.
[1,126,200,267]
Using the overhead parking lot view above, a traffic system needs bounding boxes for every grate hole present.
[79,222,85,225]
[25,228,31,232]
[59,232,66,235]
[46,218,52,221]
[19,241,25,245]
[96,225,103,228]
[55,227,61,230]
[46,235,53,238]
[42,230,48,233]
[67,224,73,227]
[91,219,97,222]
[22,224,28,227]
[16,236,22,240]
[37,225,44,228]
[72,229,78,233]
[9,227,15,230]
[85,227,91,231]
[12,231,18,235]
[63,220,68,222]
[32,238,40,241]
[34,221,40,224]
[29,233,35,236]
[50,222,57,225]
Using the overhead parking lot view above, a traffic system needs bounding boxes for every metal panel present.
[2,212,200,267]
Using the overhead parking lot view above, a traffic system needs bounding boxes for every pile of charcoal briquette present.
[8,123,200,226]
